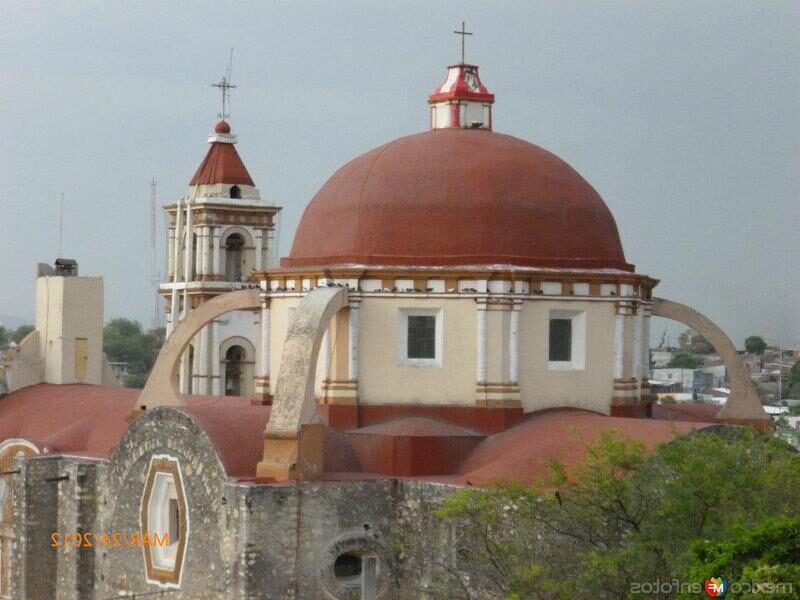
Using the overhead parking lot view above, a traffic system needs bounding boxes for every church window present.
[230,185,241,199]
[398,308,443,367]
[408,316,436,359]
[225,345,246,396]
[547,310,586,371]
[549,319,572,362]
[141,455,188,587]
[225,233,245,281]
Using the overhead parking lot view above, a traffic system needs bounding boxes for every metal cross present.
[211,48,236,120]
[453,21,473,64]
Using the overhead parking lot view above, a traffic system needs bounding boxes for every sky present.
[0,1,798,348]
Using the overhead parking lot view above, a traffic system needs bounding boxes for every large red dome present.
[283,129,632,271]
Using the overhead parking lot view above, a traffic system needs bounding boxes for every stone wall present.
[10,411,472,599]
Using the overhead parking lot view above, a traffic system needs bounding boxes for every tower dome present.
[284,61,631,271]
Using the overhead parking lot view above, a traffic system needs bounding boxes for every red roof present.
[283,129,632,270]
[456,409,710,487]
[0,386,713,486]
[0,384,266,476]
[189,139,255,186]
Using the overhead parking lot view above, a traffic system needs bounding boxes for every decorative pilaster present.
[254,296,271,402]
[265,227,277,268]
[612,301,638,408]
[210,320,221,395]
[183,204,194,283]
[509,300,521,384]
[348,298,360,382]
[211,226,221,278]
[179,349,190,395]
[201,226,212,277]
[476,299,488,387]
[167,227,175,279]
[322,299,359,404]
[255,228,264,271]
[197,325,209,394]
[475,298,521,407]
[640,303,653,405]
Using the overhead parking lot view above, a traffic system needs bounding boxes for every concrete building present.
[0,56,769,598]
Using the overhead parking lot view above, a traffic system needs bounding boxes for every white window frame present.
[397,308,443,367]
[547,310,586,371]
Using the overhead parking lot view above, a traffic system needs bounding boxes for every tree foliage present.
[788,362,800,400]
[682,517,800,600]
[0,324,35,351]
[667,351,703,369]
[103,318,164,388]
[745,336,768,356]
[432,429,800,599]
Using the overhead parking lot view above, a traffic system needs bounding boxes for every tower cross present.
[211,48,236,120]
[453,21,473,64]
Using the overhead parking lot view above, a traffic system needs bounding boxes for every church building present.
[0,50,768,599]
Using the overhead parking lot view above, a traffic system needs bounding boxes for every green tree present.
[788,361,800,400]
[745,335,767,355]
[667,351,703,369]
[690,332,714,355]
[682,517,800,599]
[432,429,800,599]
[103,319,164,389]
[0,326,8,351]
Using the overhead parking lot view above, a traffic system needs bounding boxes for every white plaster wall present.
[518,300,615,414]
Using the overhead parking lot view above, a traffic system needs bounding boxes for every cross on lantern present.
[453,21,473,64]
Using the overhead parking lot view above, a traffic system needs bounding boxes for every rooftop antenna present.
[453,21,473,64]
[58,192,64,257]
[211,48,236,120]
[149,177,161,330]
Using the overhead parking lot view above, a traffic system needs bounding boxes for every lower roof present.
[0,384,713,485]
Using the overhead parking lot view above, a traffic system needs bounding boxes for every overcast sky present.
[1,1,797,348]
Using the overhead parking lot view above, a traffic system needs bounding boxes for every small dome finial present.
[215,120,231,134]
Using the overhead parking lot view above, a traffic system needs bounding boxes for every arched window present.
[224,234,245,281]
[225,345,246,396]
[229,185,241,199]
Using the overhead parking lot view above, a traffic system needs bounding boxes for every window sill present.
[547,361,585,371]
[398,358,442,368]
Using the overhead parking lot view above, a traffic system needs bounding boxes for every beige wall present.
[35,276,104,385]
[358,297,476,405]
[518,300,615,414]
[266,294,621,413]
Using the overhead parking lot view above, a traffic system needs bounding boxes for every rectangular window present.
[407,316,436,359]
[549,319,572,362]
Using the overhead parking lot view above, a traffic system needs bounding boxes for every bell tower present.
[160,117,281,398]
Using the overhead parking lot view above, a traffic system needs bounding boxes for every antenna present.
[150,177,161,330]
[58,192,64,257]
[211,48,236,120]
